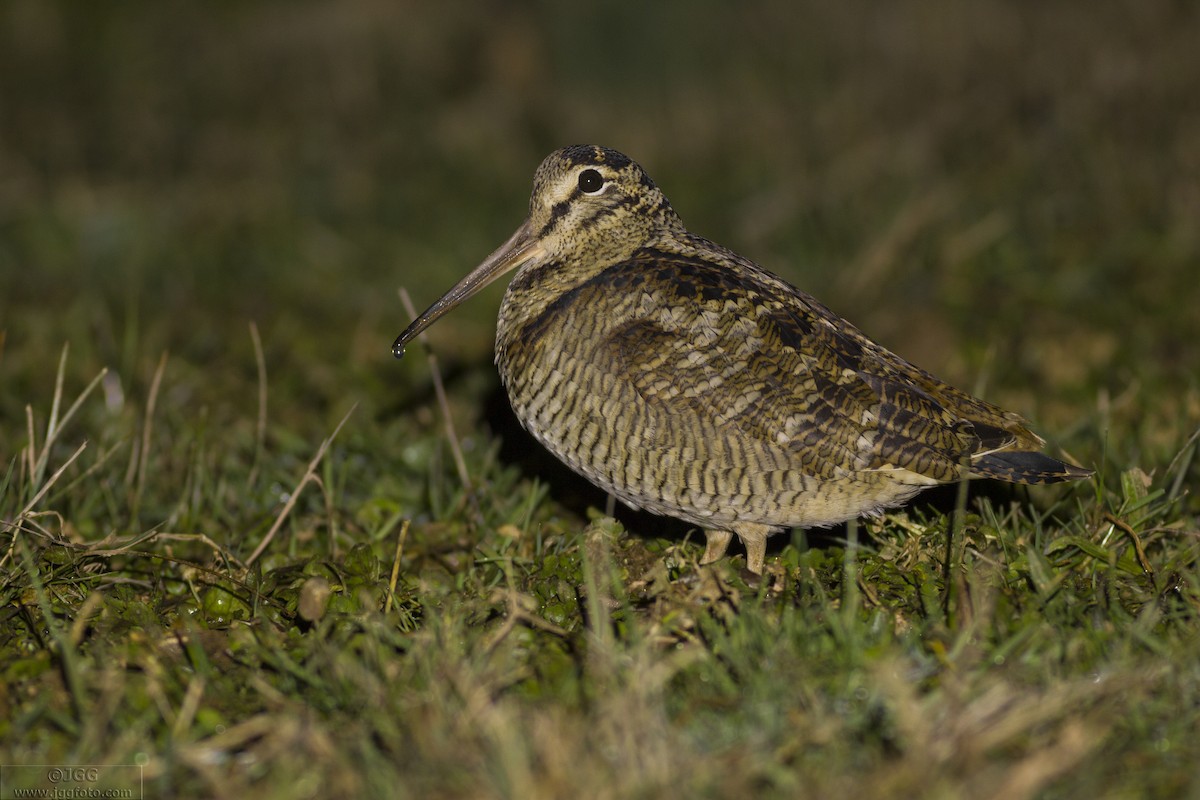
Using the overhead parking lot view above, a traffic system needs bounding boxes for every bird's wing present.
[602,246,1037,483]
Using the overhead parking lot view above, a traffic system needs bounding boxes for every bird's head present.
[393,145,679,358]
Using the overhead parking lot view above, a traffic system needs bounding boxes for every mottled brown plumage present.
[394,145,1091,574]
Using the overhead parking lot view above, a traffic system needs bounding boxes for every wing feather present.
[603,245,1045,483]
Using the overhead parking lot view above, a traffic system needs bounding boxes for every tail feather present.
[971,450,1093,485]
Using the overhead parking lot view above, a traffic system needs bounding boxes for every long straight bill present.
[393,220,542,358]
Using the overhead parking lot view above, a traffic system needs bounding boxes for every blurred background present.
[1,0,1197,467]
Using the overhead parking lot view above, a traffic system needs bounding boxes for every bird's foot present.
[700,529,733,565]
[731,522,773,575]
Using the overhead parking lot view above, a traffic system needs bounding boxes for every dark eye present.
[578,168,605,194]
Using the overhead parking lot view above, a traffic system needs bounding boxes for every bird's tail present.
[970,450,1093,485]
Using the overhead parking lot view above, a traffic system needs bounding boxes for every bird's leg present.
[732,523,773,575]
[700,529,733,564]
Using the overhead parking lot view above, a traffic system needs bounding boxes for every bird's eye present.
[578,169,605,194]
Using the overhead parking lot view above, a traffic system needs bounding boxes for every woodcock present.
[393,145,1091,574]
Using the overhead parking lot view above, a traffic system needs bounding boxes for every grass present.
[2,1,1199,797]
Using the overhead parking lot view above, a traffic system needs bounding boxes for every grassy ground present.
[2,1,1199,797]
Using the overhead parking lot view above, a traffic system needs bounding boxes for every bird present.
[393,144,1091,575]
